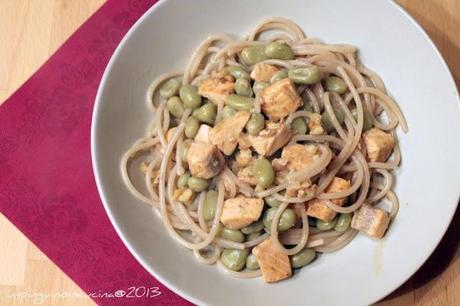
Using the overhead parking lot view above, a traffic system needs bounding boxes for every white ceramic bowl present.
[92,1,460,305]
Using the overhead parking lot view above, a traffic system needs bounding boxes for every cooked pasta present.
[121,17,407,283]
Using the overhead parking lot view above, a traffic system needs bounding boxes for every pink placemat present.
[0,0,190,305]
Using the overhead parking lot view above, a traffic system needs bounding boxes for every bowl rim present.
[91,1,460,305]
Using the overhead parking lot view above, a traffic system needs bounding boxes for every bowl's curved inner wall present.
[93,0,460,305]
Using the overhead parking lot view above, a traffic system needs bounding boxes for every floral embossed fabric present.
[0,1,191,305]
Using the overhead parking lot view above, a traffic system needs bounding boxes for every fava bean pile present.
[121,17,407,283]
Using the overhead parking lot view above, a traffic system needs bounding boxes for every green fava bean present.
[240,46,268,65]
[221,249,249,271]
[301,91,314,112]
[179,84,202,109]
[235,78,253,97]
[226,95,255,111]
[215,222,224,236]
[188,176,209,192]
[317,218,338,231]
[291,117,307,134]
[265,42,295,60]
[160,78,181,98]
[279,209,296,231]
[179,139,192,162]
[246,113,265,136]
[263,207,296,232]
[241,221,264,235]
[325,76,348,94]
[321,108,345,132]
[335,213,352,232]
[352,108,373,131]
[303,103,314,112]
[176,172,190,188]
[288,66,322,85]
[253,82,269,95]
[301,102,315,113]
[203,190,218,221]
[184,117,200,138]
[262,208,284,231]
[166,96,184,118]
[246,254,260,270]
[222,106,237,119]
[227,66,250,79]
[193,102,217,125]
[270,69,289,83]
[220,227,245,243]
[264,195,282,207]
[290,248,316,268]
[188,199,198,212]
[252,158,275,188]
[247,231,262,241]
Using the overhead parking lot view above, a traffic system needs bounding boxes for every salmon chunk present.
[252,238,292,283]
[272,144,324,172]
[186,142,224,179]
[351,204,390,238]
[248,121,293,156]
[260,79,302,119]
[220,196,264,229]
[198,70,235,104]
[362,128,395,162]
[209,111,251,155]
[194,124,211,143]
[306,177,351,222]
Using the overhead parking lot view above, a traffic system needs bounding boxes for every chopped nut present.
[286,181,316,198]
[235,149,254,168]
[307,113,324,135]
[152,169,160,186]
[173,187,195,205]
[139,162,149,174]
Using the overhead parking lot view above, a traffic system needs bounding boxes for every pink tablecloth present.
[0,0,190,305]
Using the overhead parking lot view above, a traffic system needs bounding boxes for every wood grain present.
[0,1,459,305]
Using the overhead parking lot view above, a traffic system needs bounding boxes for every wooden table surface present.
[0,1,459,305]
